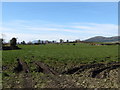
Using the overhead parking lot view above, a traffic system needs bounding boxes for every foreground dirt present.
[2,60,120,88]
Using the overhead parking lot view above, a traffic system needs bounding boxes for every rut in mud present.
[34,61,59,75]
[13,59,30,73]
[13,59,59,75]
[12,59,120,79]
[62,62,120,78]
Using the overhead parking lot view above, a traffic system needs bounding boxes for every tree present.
[52,40,55,43]
[38,40,41,44]
[10,38,17,48]
[60,39,64,43]
[41,41,44,44]
[21,41,26,45]
[66,40,69,43]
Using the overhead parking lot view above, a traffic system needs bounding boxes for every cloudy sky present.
[2,2,118,42]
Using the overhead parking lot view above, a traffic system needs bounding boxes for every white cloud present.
[3,32,80,42]
[2,20,118,42]
[70,23,118,34]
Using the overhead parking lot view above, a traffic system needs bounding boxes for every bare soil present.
[2,59,120,88]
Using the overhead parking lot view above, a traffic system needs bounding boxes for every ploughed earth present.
[2,59,120,88]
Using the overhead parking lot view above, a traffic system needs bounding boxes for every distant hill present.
[83,36,120,42]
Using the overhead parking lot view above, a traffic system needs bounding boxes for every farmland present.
[2,43,120,88]
[2,43,118,64]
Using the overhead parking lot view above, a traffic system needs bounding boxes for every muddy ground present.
[2,59,120,88]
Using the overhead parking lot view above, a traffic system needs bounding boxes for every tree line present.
[1,38,81,45]
[0,38,82,50]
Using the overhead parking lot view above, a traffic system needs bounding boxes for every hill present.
[83,36,120,42]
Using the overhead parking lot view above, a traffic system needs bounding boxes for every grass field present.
[2,43,118,65]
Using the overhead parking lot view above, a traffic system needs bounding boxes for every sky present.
[1,2,118,42]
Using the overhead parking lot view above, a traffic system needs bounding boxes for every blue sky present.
[2,2,118,42]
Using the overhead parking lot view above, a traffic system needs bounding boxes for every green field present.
[2,43,119,88]
[3,43,118,65]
